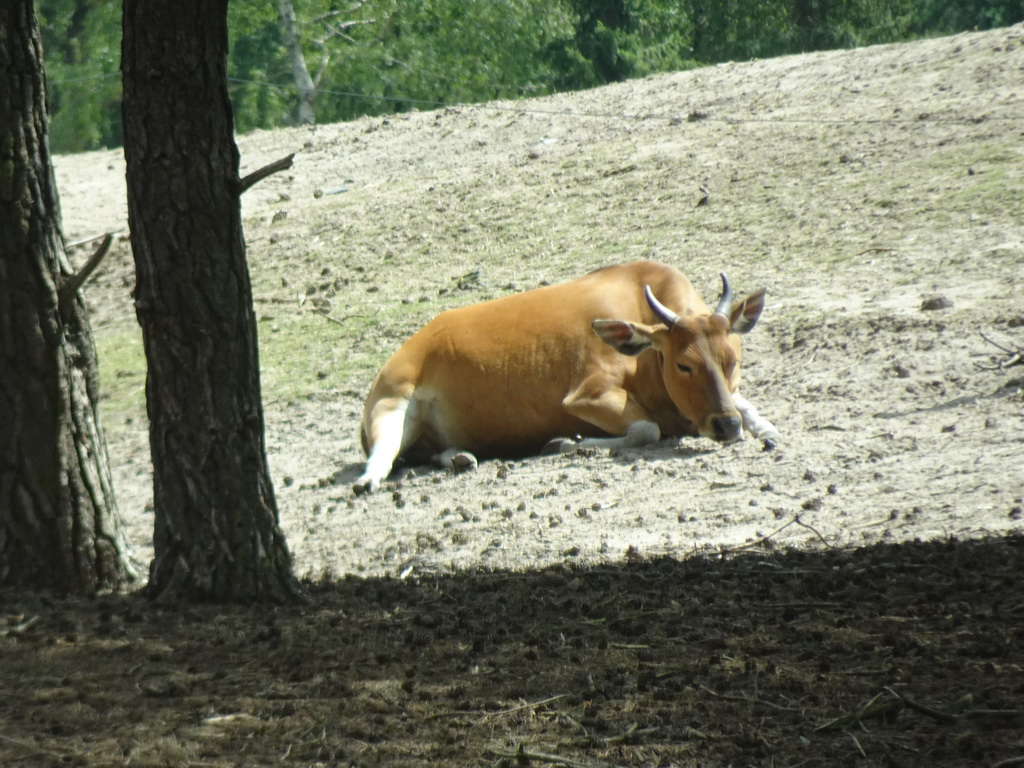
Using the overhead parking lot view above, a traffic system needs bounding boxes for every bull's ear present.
[730,288,766,334]
[592,320,653,356]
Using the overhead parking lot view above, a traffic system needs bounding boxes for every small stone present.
[921,295,952,311]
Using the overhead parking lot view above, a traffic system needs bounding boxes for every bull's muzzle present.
[710,414,742,443]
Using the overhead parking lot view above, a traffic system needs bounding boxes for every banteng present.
[355,261,778,493]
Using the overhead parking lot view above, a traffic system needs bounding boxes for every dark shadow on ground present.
[334,439,721,490]
[2,535,1022,767]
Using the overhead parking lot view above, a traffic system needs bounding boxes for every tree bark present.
[0,0,135,595]
[121,0,299,602]
[279,0,318,125]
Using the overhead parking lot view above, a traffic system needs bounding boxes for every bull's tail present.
[354,396,411,494]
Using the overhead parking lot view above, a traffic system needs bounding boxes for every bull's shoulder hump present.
[583,260,689,286]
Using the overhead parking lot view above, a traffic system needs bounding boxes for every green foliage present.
[41,0,1024,153]
[909,0,1024,32]
[39,0,121,152]
[228,0,293,132]
[551,1,702,88]
[283,0,576,125]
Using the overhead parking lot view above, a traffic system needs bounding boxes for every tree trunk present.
[278,0,318,125]
[0,0,135,595]
[121,0,299,602]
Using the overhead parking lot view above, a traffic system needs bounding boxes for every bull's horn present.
[644,285,679,327]
[713,273,734,317]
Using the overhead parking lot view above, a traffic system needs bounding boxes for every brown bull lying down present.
[355,261,779,493]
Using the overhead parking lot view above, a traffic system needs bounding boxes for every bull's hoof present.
[450,451,478,474]
[542,436,579,455]
[762,437,778,452]
[434,448,479,474]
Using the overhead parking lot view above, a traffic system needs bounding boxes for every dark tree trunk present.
[0,0,135,594]
[121,0,299,602]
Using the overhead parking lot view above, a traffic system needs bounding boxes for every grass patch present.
[942,164,1024,218]
[255,297,439,403]
[93,306,389,413]
[256,311,370,403]
[96,327,146,414]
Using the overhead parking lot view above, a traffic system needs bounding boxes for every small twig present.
[315,310,349,327]
[848,731,867,759]
[426,694,568,721]
[717,516,798,554]
[699,685,800,712]
[58,232,114,320]
[850,511,898,529]
[0,615,40,637]
[793,515,834,548]
[977,330,1023,370]
[964,709,1024,720]
[978,351,1023,370]
[980,331,1018,355]
[66,229,125,249]
[883,687,956,724]
[856,246,897,255]
[604,723,659,745]
[992,756,1024,768]
[238,153,295,194]
[815,691,901,732]
[486,694,568,719]
[603,722,638,746]
[314,308,380,326]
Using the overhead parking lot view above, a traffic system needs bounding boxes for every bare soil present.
[3,26,1024,767]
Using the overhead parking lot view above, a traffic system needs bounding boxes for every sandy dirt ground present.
[4,25,1020,768]
[55,25,1023,579]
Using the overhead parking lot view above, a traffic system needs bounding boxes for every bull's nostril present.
[712,416,742,442]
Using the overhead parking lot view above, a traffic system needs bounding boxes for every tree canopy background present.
[41,0,1023,153]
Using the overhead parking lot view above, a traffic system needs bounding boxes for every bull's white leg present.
[354,398,410,494]
[733,393,780,440]
[581,419,661,449]
[433,448,479,473]
[547,419,661,453]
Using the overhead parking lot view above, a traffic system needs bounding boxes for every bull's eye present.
[677,363,693,375]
